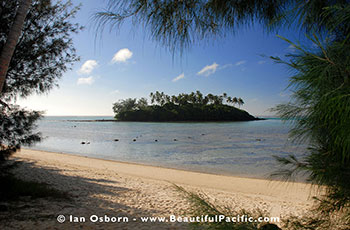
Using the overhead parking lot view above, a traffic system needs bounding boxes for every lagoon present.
[29,116,307,179]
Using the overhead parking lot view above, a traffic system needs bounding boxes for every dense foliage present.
[0,0,81,172]
[113,91,257,121]
[0,0,81,99]
[271,5,350,229]
[272,39,350,229]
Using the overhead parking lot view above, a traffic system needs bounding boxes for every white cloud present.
[172,73,185,82]
[197,62,219,77]
[78,60,98,75]
[77,76,94,85]
[111,48,133,63]
[110,90,120,94]
[258,60,266,65]
[235,60,246,66]
[219,63,233,70]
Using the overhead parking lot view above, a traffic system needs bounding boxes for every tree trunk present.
[0,0,32,94]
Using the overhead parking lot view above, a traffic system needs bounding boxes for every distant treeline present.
[112,91,260,122]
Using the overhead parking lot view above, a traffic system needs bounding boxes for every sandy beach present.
[1,149,319,229]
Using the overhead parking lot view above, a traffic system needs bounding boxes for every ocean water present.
[28,116,308,179]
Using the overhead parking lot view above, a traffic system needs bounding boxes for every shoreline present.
[65,118,265,122]
[23,148,304,182]
[4,149,320,229]
[15,149,318,202]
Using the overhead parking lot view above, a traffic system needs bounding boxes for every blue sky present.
[17,0,305,116]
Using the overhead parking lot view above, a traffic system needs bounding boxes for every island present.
[112,91,262,122]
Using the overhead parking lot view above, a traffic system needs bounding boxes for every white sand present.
[1,149,319,229]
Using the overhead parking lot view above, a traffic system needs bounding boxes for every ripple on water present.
[31,117,307,178]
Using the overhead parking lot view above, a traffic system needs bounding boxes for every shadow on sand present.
[0,159,183,229]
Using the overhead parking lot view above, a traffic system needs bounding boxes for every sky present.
[17,0,307,116]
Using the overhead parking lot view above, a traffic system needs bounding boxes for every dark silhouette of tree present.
[232,97,239,106]
[0,0,81,172]
[238,98,244,108]
[149,92,154,104]
[171,95,178,104]
[113,98,137,114]
[195,90,203,104]
[165,95,171,104]
[113,91,254,122]
[206,93,214,104]
[272,32,350,229]
[137,97,148,109]
[146,91,242,107]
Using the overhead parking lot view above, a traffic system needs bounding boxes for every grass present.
[174,184,350,229]
[174,184,281,230]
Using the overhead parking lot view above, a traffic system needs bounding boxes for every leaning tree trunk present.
[0,0,32,94]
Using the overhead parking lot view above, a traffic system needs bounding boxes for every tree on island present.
[97,0,350,228]
[0,0,82,174]
[112,91,255,122]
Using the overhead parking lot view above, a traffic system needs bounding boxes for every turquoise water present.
[29,116,307,179]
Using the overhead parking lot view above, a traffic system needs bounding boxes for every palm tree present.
[165,95,171,104]
[154,91,161,105]
[160,91,165,105]
[189,92,196,104]
[171,95,177,104]
[219,95,224,104]
[211,95,222,105]
[183,93,190,104]
[149,92,155,104]
[238,98,244,108]
[232,97,238,105]
[195,90,203,104]
[177,93,187,105]
[206,93,214,104]
[0,0,32,93]
[137,97,148,109]
[226,96,232,105]
[203,96,209,105]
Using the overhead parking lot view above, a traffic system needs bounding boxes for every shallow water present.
[29,116,308,179]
